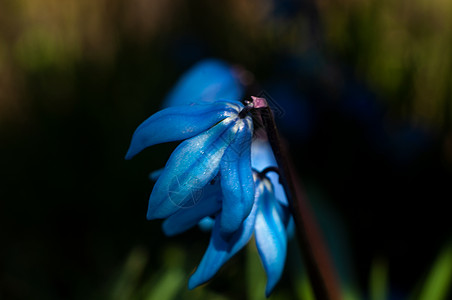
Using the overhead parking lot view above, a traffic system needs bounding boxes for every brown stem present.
[253,96,342,300]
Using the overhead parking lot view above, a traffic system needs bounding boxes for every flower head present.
[126,59,293,296]
[125,100,254,235]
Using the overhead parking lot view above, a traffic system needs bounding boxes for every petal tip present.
[265,285,274,298]
[161,221,178,237]
[146,209,155,220]
[264,275,279,297]
[124,147,136,160]
[188,274,202,290]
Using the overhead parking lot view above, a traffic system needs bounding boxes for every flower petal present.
[188,182,263,289]
[254,179,288,297]
[125,102,241,159]
[251,139,288,206]
[163,59,244,107]
[219,117,254,236]
[146,116,240,219]
[198,217,215,232]
[162,182,222,236]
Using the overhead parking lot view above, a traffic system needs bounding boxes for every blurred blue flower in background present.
[163,58,244,107]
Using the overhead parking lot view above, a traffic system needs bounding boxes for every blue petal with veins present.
[254,179,288,296]
[188,180,263,289]
[146,116,241,219]
[162,181,222,236]
[125,101,241,159]
[219,117,254,236]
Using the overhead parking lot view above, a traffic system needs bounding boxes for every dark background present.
[1,0,451,299]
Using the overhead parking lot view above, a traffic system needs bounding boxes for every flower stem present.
[254,96,342,300]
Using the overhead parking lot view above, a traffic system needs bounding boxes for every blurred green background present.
[1,0,451,299]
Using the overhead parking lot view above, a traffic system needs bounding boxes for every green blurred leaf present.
[144,267,184,300]
[417,243,452,300]
[369,257,388,300]
[14,27,77,72]
[295,274,315,300]
[110,247,149,300]
[342,287,361,300]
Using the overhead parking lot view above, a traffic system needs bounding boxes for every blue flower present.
[125,100,255,236]
[168,171,291,297]
[162,59,244,107]
[126,59,293,296]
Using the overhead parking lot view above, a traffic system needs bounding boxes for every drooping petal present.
[125,101,241,159]
[162,182,222,236]
[251,139,288,206]
[146,116,240,219]
[219,117,254,236]
[254,179,288,297]
[163,59,244,107]
[188,181,263,289]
